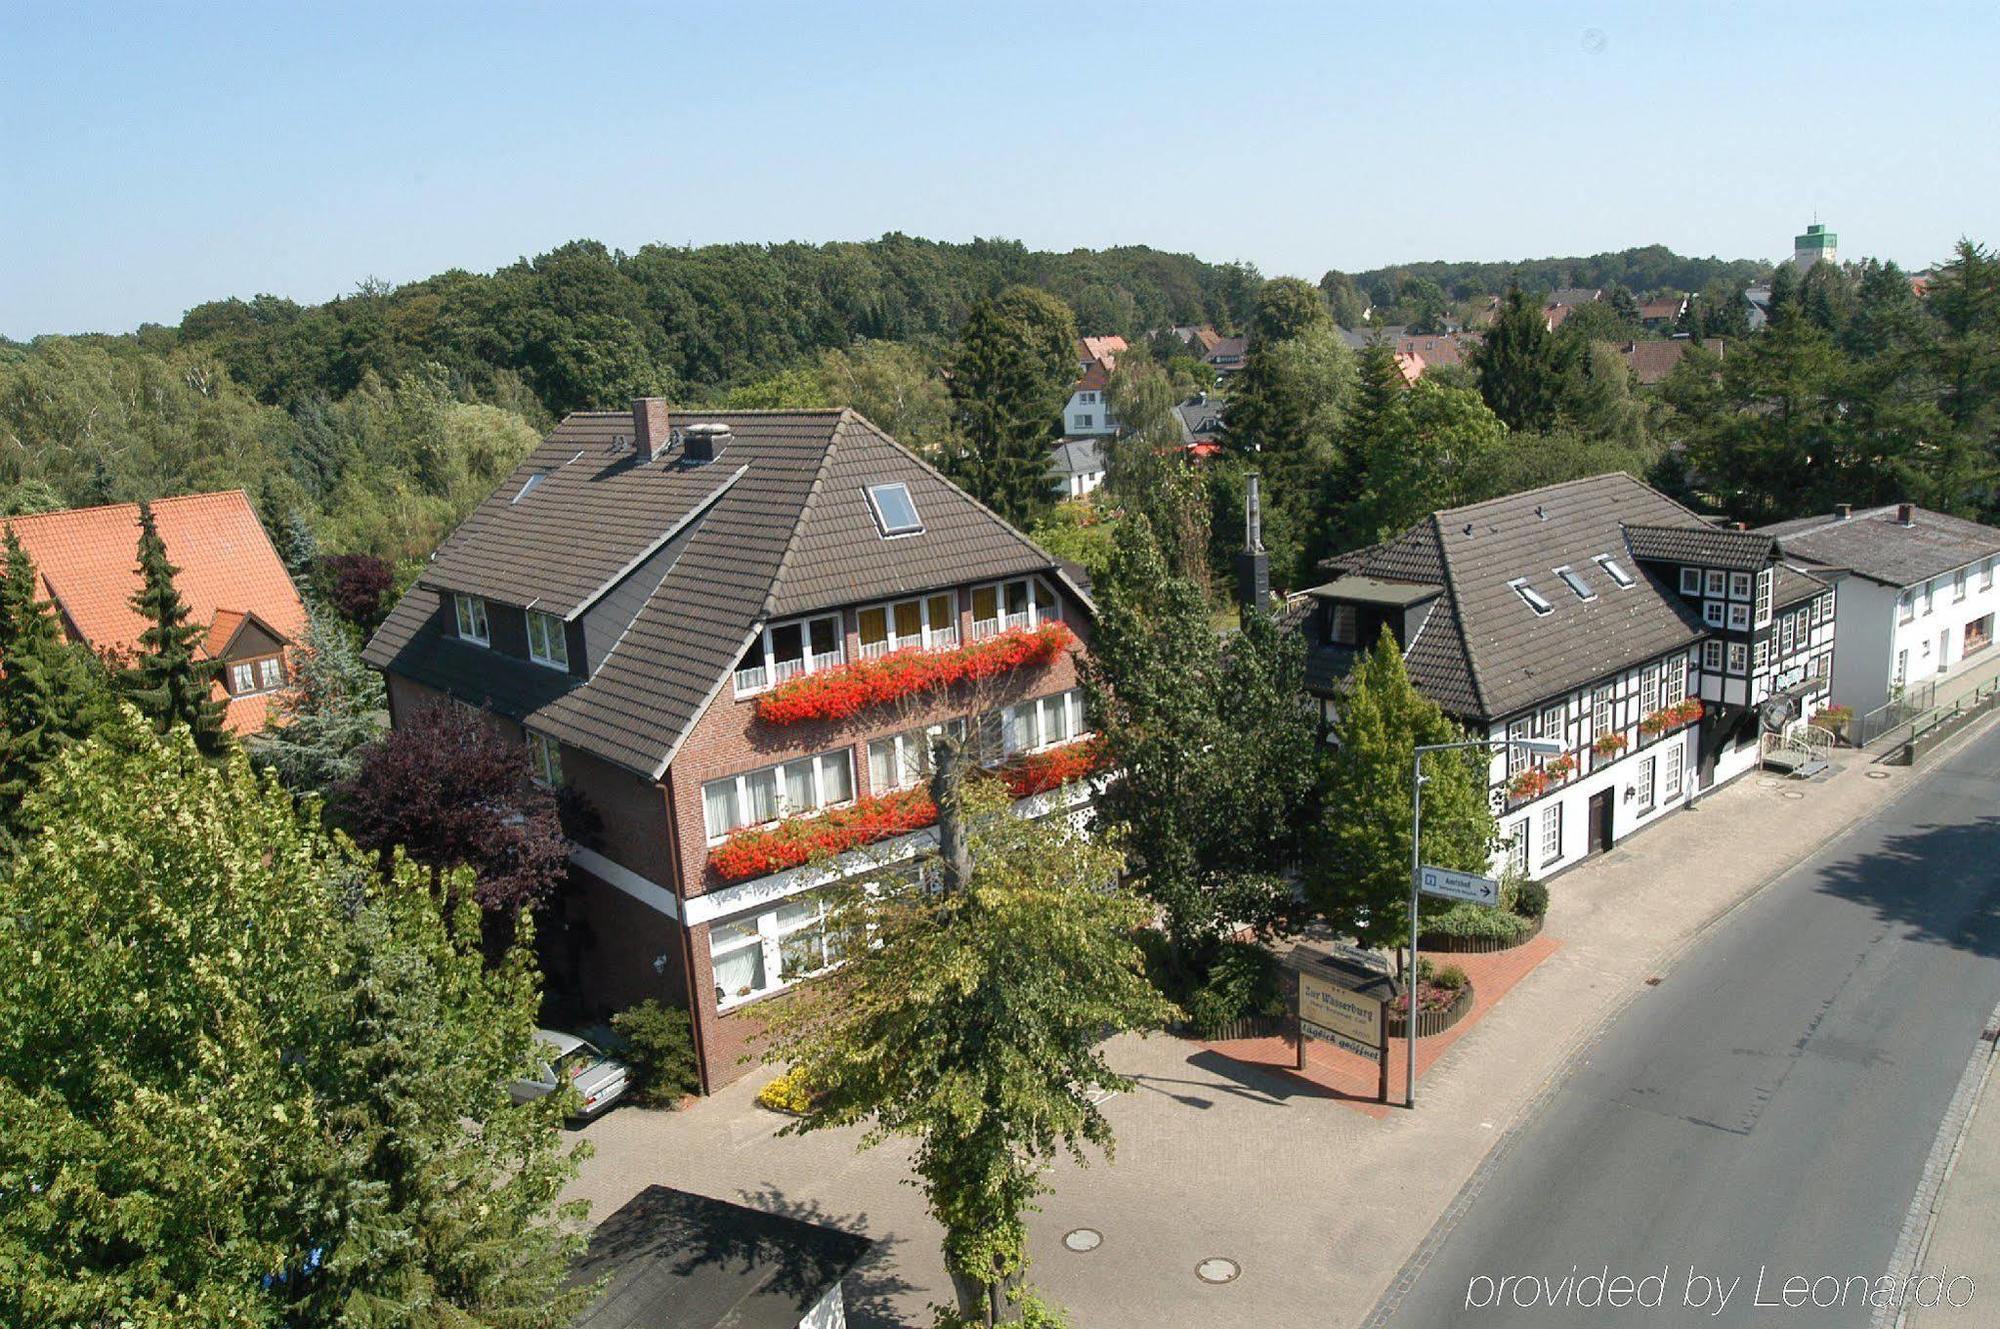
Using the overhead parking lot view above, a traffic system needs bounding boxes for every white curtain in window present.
[704,782,739,839]
[783,759,815,812]
[819,752,853,804]
[743,768,778,824]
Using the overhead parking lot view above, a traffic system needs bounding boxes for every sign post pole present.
[1378,998,1390,1103]
[1407,749,1424,1110]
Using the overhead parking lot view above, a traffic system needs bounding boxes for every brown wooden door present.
[1587,790,1614,855]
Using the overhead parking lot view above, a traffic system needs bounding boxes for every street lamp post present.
[1406,734,1563,1109]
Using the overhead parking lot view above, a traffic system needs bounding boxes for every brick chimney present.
[1897,503,1914,526]
[1234,474,1270,612]
[632,397,670,463]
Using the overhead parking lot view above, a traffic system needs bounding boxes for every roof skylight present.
[1510,578,1554,616]
[1595,554,1636,588]
[866,482,923,537]
[1556,566,1596,601]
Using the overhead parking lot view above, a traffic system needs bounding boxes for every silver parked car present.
[510,1029,630,1121]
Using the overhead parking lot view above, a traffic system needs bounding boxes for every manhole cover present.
[1756,778,1781,789]
[1783,791,1806,800]
[1063,1228,1102,1253]
[1196,1257,1240,1284]
[1867,770,1893,780]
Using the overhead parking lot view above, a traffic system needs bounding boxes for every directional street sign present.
[1419,864,1500,908]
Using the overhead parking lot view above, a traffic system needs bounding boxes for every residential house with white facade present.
[1063,336,1126,438]
[1762,502,2000,717]
[1291,474,1834,881]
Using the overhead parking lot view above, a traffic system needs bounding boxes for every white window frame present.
[1780,614,1796,655]
[1727,642,1748,675]
[734,612,846,695]
[454,593,489,646]
[1727,602,1751,631]
[1662,747,1683,801]
[1702,640,1724,673]
[711,892,846,1012]
[1706,569,1727,597]
[1507,718,1529,776]
[1640,666,1659,718]
[258,656,284,690]
[1924,580,1936,615]
[1729,572,1753,601]
[1540,801,1563,866]
[857,591,960,659]
[1680,567,1701,595]
[1702,600,1726,628]
[865,482,924,537]
[1510,578,1554,616]
[971,577,1060,639]
[528,731,563,787]
[1507,821,1529,875]
[1955,569,1968,602]
[1665,655,1688,707]
[1591,687,1612,740]
[702,748,857,844]
[1899,591,1916,624]
[1753,638,1769,671]
[1635,755,1655,811]
[1539,703,1565,744]
[526,610,569,670]
[983,688,1087,762]
[1982,559,1994,592]
[868,719,968,794]
[230,661,257,694]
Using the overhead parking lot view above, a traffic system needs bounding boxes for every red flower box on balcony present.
[999,738,1105,799]
[708,788,939,882]
[1639,699,1705,737]
[1592,732,1629,758]
[754,623,1075,727]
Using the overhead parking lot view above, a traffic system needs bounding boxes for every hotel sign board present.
[1285,948,1401,1100]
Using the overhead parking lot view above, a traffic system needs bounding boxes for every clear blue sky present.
[5,1,1996,338]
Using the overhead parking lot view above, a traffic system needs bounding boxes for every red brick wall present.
[668,581,1092,1089]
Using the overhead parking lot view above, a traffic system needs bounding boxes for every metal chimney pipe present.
[1246,474,1264,553]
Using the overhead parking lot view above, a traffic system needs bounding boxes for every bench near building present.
[365,402,1095,1092]
[1292,474,1835,879]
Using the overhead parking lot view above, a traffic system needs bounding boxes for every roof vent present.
[682,423,732,465]
[1535,504,1548,521]
[1462,523,1474,537]
[1897,503,1914,526]
[1835,503,1852,521]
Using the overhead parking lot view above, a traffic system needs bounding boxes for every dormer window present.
[454,593,489,646]
[1555,566,1596,601]
[866,483,923,537]
[1595,555,1635,588]
[1510,578,1554,616]
[226,655,288,696]
[525,610,569,671]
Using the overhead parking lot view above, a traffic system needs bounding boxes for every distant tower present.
[1794,220,1837,270]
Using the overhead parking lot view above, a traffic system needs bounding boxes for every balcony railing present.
[738,649,844,695]
[733,664,768,693]
[858,626,961,661]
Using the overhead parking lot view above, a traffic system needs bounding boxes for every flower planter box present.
[999,738,1105,798]
[754,623,1074,726]
[1418,910,1544,954]
[1386,979,1475,1039]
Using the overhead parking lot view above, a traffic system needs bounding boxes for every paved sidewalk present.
[1902,1017,2000,1328]
[561,730,1984,1328]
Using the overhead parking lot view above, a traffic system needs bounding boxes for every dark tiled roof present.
[1623,522,1775,571]
[1761,505,2000,586]
[367,408,1066,776]
[1319,474,1710,720]
[1050,438,1105,479]
[1773,562,1830,608]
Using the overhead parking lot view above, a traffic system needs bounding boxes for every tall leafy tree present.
[1471,285,1567,433]
[1346,377,1507,548]
[0,527,112,839]
[1103,358,1211,586]
[1309,631,1494,970]
[121,500,228,754]
[0,712,590,1329]
[947,286,1077,526]
[759,776,1170,1327]
[1083,517,1320,966]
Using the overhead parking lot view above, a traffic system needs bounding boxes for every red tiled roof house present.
[4,491,308,734]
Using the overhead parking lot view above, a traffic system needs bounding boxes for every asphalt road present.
[1380,721,2000,1328]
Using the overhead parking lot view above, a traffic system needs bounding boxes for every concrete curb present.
[1361,708,2000,1329]
[1883,1001,2000,1329]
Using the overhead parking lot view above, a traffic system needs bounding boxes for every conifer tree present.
[1471,285,1567,432]
[0,527,112,839]
[1309,630,1495,972]
[254,602,385,796]
[122,501,228,754]
[947,287,1076,527]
